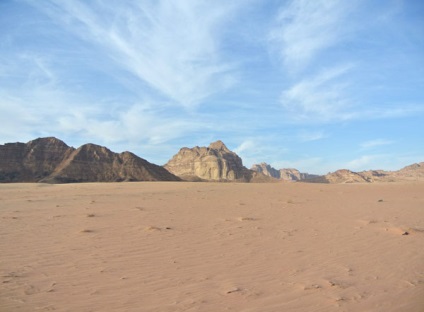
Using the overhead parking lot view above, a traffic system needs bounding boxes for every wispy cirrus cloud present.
[268,0,355,72]
[0,52,206,153]
[28,0,240,108]
[280,64,355,121]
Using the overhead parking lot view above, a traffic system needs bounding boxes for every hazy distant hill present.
[305,163,424,183]
[0,137,180,183]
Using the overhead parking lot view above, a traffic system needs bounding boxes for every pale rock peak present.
[208,140,229,151]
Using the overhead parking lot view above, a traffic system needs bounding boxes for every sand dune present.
[1,182,424,311]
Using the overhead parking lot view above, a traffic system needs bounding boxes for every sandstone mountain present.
[0,137,180,183]
[251,162,319,181]
[164,141,269,182]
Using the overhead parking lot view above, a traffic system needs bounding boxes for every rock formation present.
[164,141,257,182]
[251,163,318,181]
[0,137,180,183]
[251,163,281,179]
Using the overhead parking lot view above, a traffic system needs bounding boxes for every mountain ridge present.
[0,137,180,183]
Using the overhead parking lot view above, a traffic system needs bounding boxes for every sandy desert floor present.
[1,181,423,312]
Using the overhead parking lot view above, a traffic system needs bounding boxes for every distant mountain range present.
[249,162,424,183]
[0,137,422,183]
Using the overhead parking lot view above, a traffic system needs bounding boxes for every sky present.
[1,0,423,174]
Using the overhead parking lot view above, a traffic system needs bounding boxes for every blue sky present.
[1,0,423,174]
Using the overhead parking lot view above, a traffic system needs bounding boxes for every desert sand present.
[1,182,423,311]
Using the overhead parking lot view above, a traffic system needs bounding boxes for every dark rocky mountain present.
[0,137,180,183]
[0,137,74,182]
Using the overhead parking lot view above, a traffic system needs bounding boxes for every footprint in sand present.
[237,217,256,222]
[356,219,415,236]
[144,226,162,232]
[80,229,94,233]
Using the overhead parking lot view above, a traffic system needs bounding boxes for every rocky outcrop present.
[164,141,255,182]
[0,137,180,183]
[251,163,319,181]
[321,169,371,183]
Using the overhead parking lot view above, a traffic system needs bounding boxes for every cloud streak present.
[347,155,383,171]
[360,139,393,150]
[280,64,355,121]
[269,0,355,72]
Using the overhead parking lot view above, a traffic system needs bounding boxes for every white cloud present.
[298,130,327,142]
[232,138,291,168]
[56,103,206,146]
[269,0,355,72]
[360,139,393,149]
[273,157,324,173]
[346,155,382,171]
[29,0,240,108]
[281,64,355,121]
[234,140,256,155]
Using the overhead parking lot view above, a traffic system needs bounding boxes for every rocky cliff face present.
[250,163,318,181]
[164,141,254,181]
[0,138,180,183]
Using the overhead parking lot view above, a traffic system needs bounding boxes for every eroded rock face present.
[251,163,281,179]
[250,163,318,181]
[164,141,252,181]
[0,137,180,183]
